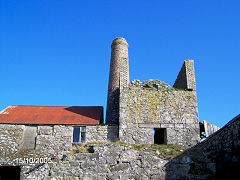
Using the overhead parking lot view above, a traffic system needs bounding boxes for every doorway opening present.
[0,166,20,180]
[154,128,166,144]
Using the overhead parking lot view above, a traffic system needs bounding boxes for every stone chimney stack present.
[173,60,196,91]
[106,37,129,124]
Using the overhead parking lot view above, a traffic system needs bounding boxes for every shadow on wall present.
[107,125,119,142]
[64,106,103,123]
[165,145,215,179]
[106,88,120,125]
[165,114,240,180]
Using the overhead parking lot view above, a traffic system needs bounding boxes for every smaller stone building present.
[0,105,118,156]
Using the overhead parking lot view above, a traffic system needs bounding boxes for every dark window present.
[81,132,86,142]
[0,166,20,180]
[154,128,166,144]
[73,126,86,143]
[73,127,80,143]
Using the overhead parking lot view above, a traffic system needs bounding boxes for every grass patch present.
[77,141,187,160]
[127,143,187,160]
[70,144,94,154]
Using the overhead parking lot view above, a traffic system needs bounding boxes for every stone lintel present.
[138,123,180,129]
[175,124,184,129]
[138,124,161,128]
[160,123,175,128]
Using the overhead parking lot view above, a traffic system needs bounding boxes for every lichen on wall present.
[0,124,119,161]
[119,79,200,146]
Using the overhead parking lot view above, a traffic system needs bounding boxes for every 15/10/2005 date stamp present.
[15,157,53,164]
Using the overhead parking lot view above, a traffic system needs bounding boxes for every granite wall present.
[0,124,73,160]
[192,114,240,179]
[0,124,24,158]
[0,124,189,179]
[1,115,239,179]
[119,79,200,146]
[165,114,240,179]
[85,125,119,142]
[201,120,220,137]
[1,144,169,179]
[0,124,118,158]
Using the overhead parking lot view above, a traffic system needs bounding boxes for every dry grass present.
[71,141,187,160]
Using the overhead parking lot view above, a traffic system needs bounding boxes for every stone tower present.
[106,37,129,124]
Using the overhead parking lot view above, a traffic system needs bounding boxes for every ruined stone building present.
[0,37,201,150]
[106,37,199,146]
[1,38,238,179]
[0,106,118,151]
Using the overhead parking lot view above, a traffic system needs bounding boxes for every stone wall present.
[86,125,118,142]
[0,124,118,158]
[201,120,220,137]
[1,144,169,179]
[0,124,185,179]
[36,125,73,156]
[192,114,240,178]
[165,114,240,179]
[1,116,239,179]
[0,124,73,159]
[119,79,199,146]
[0,124,24,158]
[0,127,200,179]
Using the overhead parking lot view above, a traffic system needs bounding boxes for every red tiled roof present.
[0,105,103,125]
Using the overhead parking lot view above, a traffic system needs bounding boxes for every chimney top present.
[111,37,129,48]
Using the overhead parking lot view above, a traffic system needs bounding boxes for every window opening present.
[73,126,86,143]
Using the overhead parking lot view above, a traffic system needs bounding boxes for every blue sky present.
[0,0,239,127]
